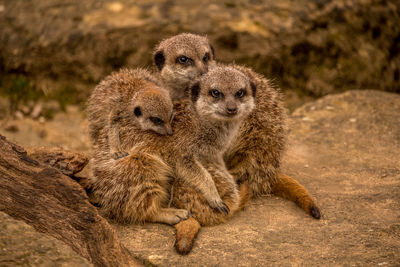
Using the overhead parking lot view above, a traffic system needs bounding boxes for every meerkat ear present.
[210,45,215,59]
[190,82,201,102]
[134,106,142,117]
[250,81,257,97]
[154,51,165,71]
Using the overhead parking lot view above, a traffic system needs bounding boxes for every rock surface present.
[0,212,91,267]
[0,0,399,108]
[0,90,399,266]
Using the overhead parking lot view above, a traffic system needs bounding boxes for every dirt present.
[0,89,399,266]
[0,212,91,267]
[0,105,90,153]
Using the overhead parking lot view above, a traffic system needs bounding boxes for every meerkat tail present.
[174,217,201,255]
[271,173,321,219]
[238,181,252,210]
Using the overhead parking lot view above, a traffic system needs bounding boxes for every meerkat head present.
[190,65,256,122]
[153,33,216,101]
[132,88,174,136]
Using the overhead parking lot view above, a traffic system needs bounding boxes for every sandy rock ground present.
[0,90,399,266]
[0,212,91,267]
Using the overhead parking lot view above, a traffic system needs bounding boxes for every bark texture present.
[27,146,88,176]
[0,134,143,267]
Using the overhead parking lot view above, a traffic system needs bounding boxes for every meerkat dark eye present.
[178,56,187,63]
[176,55,193,65]
[176,55,194,66]
[150,116,164,125]
[209,89,223,99]
[235,89,247,99]
[134,107,142,117]
[203,53,210,63]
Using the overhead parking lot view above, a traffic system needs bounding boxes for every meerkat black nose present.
[226,107,238,115]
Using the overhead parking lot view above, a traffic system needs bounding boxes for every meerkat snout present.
[191,66,256,121]
[226,101,238,115]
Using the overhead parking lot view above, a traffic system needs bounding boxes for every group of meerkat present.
[86,33,321,255]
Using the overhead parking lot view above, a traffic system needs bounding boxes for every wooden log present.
[27,147,89,176]
[0,134,143,267]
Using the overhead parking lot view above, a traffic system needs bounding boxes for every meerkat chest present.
[194,123,237,155]
[224,122,242,148]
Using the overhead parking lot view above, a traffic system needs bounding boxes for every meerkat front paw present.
[173,209,191,222]
[153,208,191,225]
[209,199,230,215]
[112,151,129,160]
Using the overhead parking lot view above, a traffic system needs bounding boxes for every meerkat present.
[152,33,321,221]
[170,65,257,226]
[153,33,216,101]
[87,66,255,224]
[169,66,256,254]
[88,68,190,224]
[224,64,321,219]
[87,68,174,160]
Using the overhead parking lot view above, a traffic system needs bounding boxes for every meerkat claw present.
[220,202,230,215]
[176,209,191,221]
[219,206,228,215]
[179,212,191,221]
[211,200,230,215]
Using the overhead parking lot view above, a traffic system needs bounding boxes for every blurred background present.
[0,0,399,149]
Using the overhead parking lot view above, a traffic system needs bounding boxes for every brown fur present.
[167,65,256,227]
[272,173,321,218]
[173,181,251,254]
[153,33,216,101]
[174,217,201,255]
[152,34,321,219]
[152,34,321,253]
[225,64,320,219]
[87,66,255,225]
[167,64,257,254]
[173,165,240,227]
[88,68,174,158]
[87,68,188,224]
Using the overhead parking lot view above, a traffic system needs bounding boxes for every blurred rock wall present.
[0,0,399,102]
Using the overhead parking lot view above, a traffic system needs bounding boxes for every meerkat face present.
[132,89,174,136]
[153,33,216,101]
[191,66,256,122]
